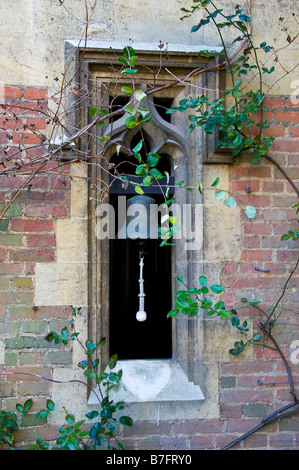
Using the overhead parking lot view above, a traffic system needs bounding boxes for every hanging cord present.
[136,249,147,322]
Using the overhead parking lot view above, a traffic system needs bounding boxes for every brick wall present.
[0,86,72,446]
[0,88,298,450]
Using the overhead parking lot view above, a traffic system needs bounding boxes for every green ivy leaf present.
[211,177,221,188]
[132,140,143,153]
[89,106,98,117]
[138,107,150,118]
[245,205,256,219]
[78,360,88,369]
[252,333,262,341]
[218,309,231,318]
[121,68,138,75]
[121,86,133,95]
[167,308,180,318]
[46,399,55,412]
[224,197,237,209]
[229,348,240,355]
[147,153,161,168]
[239,14,251,22]
[86,410,99,420]
[120,416,133,427]
[210,284,225,294]
[109,354,118,369]
[135,89,146,101]
[134,185,144,195]
[125,116,138,129]
[36,410,49,420]
[215,190,226,200]
[136,164,148,175]
[124,104,135,115]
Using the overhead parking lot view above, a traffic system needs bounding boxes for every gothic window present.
[67,44,227,402]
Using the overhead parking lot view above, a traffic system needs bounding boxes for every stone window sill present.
[88,359,205,404]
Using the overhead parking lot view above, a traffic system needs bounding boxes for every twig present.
[264,154,299,197]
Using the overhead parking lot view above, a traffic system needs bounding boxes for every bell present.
[116,194,158,322]
[116,194,158,239]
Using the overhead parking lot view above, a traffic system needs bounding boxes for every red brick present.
[190,435,214,449]
[1,85,23,98]
[0,175,23,189]
[263,96,285,108]
[221,362,274,375]
[243,433,268,448]
[23,87,47,100]
[28,176,50,190]
[18,381,51,397]
[0,383,16,398]
[269,434,295,448]
[17,190,66,204]
[220,291,237,305]
[222,389,274,403]
[249,124,285,138]
[222,263,238,275]
[243,246,272,261]
[226,418,260,433]
[231,166,272,178]
[251,110,272,123]
[8,100,47,115]
[50,176,70,190]
[227,276,276,289]
[0,263,24,275]
[271,139,299,152]
[286,97,299,108]
[261,209,286,220]
[0,131,9,144]
[277,250,298,262]
[52,205,68,217]
[0,291,18,305]
[263,126,286,137]
[244,222,272,236]
[237,194,271,207]
[24,205,51,217]
[26,234,55,247]
[244,236,261,249]
[287,154,299,165]
[0,116,22,130]
[273,110,299,123]
[288,127,299,138]
[262,181,285,193]
[12,131,44,145]
[11,219,53,232]
[4,367,52,382]
[220,403,243,419]
[9,248,55,262]
[25,118,47,129]
[175,420,223,435]
[231,180,260,192]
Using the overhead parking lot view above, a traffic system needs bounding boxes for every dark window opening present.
[109,234,172,360]
[109,94,130,122]
[109,131,171,178]
[153,97,174,123]
[109,190,173,360]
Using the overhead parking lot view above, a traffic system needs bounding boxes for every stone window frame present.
[64,40,231,405]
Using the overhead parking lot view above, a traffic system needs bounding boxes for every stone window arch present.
[62,43,229,406]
